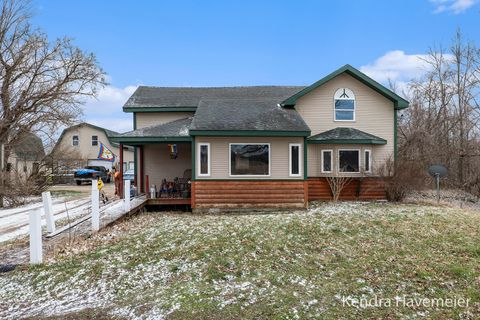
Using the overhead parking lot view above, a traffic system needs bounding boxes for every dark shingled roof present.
[308,127,387,144]
[117,118,192,138]
[124,86,305,110]
[189,99,310,133]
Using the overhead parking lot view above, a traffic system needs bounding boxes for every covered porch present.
[112,118,193,205]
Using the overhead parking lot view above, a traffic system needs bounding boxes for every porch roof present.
[307,127,387,145]
[111,117,193,144]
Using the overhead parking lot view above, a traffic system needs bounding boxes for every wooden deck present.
[147,198,191,206]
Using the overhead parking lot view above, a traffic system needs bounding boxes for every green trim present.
[394,109,398,163]
[134,146,138,186]
[133,113,137,130]
[307,139,387,145]
[281,64,409,110]
[303,137,308,179]
[189,130,311,137]
[124,106,197,113]
[110,136,192,144]
[191,136,196,181]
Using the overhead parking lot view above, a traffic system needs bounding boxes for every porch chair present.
[177,169,192,198]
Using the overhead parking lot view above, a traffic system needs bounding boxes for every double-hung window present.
[198,143,210,176]
[72,135,79,146]
[334,88,355,121]
[289,144,301,177]
[230,143,270,176]
[91,135,98,146]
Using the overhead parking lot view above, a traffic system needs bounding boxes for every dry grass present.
[1,202,479,319]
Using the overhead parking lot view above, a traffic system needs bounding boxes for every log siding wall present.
[307,177,386,201]
[192,180,307,209]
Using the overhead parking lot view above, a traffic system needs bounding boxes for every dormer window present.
[334,88,355,121]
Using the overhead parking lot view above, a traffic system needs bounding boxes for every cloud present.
[360,50,430,85]
[81,84,138,133]
[430,0,476,14]
[88,117,134,134]
[83,85,138,116]
[360,50,453,96]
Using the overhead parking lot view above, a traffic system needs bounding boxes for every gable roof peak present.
[281,64,409,110]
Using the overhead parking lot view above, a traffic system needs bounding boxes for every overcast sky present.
[32,0,480,133]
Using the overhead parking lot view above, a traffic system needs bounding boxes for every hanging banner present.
[97,143,115,162]
[168,144,178,159]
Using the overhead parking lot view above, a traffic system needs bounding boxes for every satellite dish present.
[427,165,447,204]
[428,165,448,178]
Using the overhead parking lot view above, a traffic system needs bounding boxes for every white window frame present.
[289,143,302,177]
[338,149,360,173]
[72,135,79,146]
[333,88,356,122]
[229,143,271,177]
[321,149,333,173]
[197,143,211,177]
[364,149,372,173]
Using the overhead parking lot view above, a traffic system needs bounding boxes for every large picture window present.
[230,143,270,176]
[198,143,210,176]
[334,88,355,121]
[289,144,301,176]
[338,149,359,173]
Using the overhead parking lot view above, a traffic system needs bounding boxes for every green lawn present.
[1,202,479,319]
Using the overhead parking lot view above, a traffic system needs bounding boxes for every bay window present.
[338,149,360,173]
[364,149,371,172]
[321,149,333,173]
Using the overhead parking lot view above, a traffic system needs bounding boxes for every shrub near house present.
[112,65,408,209]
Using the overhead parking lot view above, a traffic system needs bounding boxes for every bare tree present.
[399,29,480,195]
[0,0,106,205]
[326,174,352,202]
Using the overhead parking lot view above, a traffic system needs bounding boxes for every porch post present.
[134,146,137,189]
[191,138,195,208]
[140,145,144,193]
[304,137,309,208]
[119,143,124,198]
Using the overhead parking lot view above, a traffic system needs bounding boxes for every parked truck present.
[73,166,111,185]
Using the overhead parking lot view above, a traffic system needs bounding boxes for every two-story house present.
[112,65,409,210]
